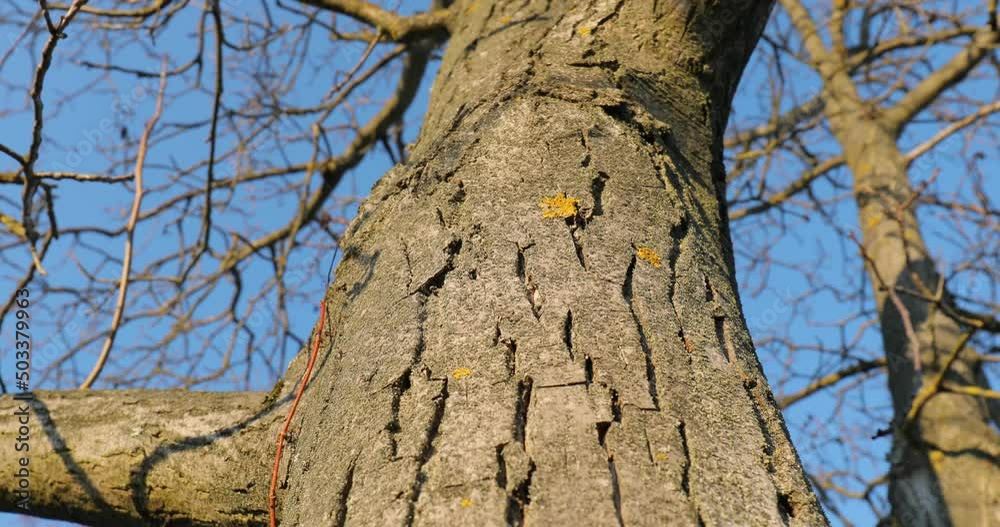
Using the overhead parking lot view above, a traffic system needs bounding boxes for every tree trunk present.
[278,1,826,525]
[776,3,1000,522]
[835,119,1000,527]
[0,2,831,526]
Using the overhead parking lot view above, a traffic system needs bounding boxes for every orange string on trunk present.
[268,300,327,527]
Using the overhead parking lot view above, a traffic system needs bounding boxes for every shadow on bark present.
[123,398,294,522]
[33,398,118,517]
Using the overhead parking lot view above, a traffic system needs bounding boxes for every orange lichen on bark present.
[636,246,663,268]
[539,192,580,218]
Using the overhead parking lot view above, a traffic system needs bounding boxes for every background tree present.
[725,0,999,525]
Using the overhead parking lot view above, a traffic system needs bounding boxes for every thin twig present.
[79,61,167,390]
[23,0,90,265]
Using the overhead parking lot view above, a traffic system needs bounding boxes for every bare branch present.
[295,0,453,43]
[882,27,998,132]
[79,63,167,390]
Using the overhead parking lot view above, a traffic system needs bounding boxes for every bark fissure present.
[507,377,536,526]
[495,443,508,490]
[562,309,575,361]
[747,386,777,459]
[666,217,690,306]
[590,171,609,217]
[622,253,660,410]
[598,421,626,527]
[386,369,412,458]
[676,418,706,526]
[568,216,587,269]
[404,372,448,527]
[334,459,357,527]
[502,336,518,378]
[677,420,691,496]
[515,242,542,320]
[610,389,622,423]
[597,383,626,527]
[607,455,625,527]
[412,238,463,296]
[514,377,533,447]
[506,458,535,527]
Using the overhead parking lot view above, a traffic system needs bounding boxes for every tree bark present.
[279,1,826,525]
[0,390,278,526]
[1,1,832,526]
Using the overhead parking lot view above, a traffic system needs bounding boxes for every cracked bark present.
[279,1,824,525]
[1,1,829,526]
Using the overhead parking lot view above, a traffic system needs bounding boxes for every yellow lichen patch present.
[577,26,593,36]
[500,16,512,24]
[655,452,669,461]
[453,367,472,380]
[539,192,580,219]
[928,449,944,468]
[636,246,663,268]
[460,497,473,508]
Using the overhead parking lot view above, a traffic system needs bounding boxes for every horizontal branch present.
[296,0,453,42]
[48,0,172,19]
[779,358,887,409]
[904,99,1000,166]
[729,154,845,220]
[0,390,282,526]
[942,383,1000,399]
[725,97,826,148]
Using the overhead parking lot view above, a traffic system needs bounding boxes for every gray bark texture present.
[280,1,827,525]
[0,1,832,526]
